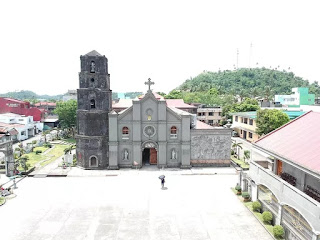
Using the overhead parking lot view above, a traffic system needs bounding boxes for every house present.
[231,111,305,142]
[242,111,320,240]
[62,90,77,101]
[0,97,45,121]
[0,113,43,140]
[196,106,223,126]
[275,87,315,107]
[34,102,57,115]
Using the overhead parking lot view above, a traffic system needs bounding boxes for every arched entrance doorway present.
[141,141,158,166]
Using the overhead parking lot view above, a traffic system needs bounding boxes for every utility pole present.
[249,43,253,68]
[236,48,239,69]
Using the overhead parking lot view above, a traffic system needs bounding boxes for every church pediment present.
[118,106,133,120]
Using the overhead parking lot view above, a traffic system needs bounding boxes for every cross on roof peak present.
[144,78,155,92]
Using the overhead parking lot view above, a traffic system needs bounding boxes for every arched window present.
[89,156,97,167]
[170,126,177,138]
[171,126,177,134]
[122,127,129,138]
[90,99,96,109]
[90,61,95,73]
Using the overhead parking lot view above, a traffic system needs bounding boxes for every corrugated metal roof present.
[195,120,215,129]
[255,111,320,175]
[166,99,197,109]
[231,110,305,120]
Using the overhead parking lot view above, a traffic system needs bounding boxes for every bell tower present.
[76,50,112,169]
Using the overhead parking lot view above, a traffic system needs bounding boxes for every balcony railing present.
[249,161,320,233]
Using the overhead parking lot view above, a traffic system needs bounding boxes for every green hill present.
[0,90,63,101]
[178,68,320,97]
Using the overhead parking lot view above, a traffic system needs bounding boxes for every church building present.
[76,51,232,169]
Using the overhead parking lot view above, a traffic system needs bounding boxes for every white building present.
[0,113,43,141]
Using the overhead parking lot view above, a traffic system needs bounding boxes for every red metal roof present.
[195,120,215,129]
[34,102,56,107]
[3,97,28,104]
[255,111,320,174]
[166,99,197,109]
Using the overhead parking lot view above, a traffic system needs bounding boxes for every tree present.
[256,109,290,136]
[243,150,250,163]
[165,90,183,99]
[232,141,243,159]
[54,100,77,137]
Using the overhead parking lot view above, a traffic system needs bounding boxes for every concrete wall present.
[190,128,231,166]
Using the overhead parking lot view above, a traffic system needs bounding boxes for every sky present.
[1,0,319,96]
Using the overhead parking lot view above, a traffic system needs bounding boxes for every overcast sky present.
[1,0,319,96]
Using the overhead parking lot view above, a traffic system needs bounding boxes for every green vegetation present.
[231,156,250,169]
[273,225,285,239]
[256,109,290,135]
[245,202,274,234]
[17,144,69,170]
[0,90,63,101]
[0,197,5,205]
[54,100,77,137]
[223,98,260,120]
[178,68,320,97]
[241,192,250,201]
[262,211,273,224]
[252,201,262,212]
[63,138,76,144]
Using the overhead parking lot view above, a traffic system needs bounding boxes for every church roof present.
[195,120,215,129]
[112,99,133,109]
[138,92,164,100]
[84,50,102,56]
[166,99,197,109]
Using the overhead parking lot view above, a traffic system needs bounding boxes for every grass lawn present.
[19,144,69,170]
[39,144,70,167]
[0,197,5,205]
[63,138,76,144]
[231,156,250,169]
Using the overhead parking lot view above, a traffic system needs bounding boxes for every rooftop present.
[84,50,102,56]
[232,111,305,120]
[255,111,320,175]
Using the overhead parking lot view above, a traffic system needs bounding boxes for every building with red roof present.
[242,111,320,239]
[0,97,44,121]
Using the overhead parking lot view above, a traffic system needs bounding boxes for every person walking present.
[161,178,165,189]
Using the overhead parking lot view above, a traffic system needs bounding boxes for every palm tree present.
[232,141,243,159]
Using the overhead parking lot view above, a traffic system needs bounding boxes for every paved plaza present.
[1,168,273,240]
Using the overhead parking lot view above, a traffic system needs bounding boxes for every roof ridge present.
[254,110,313,144]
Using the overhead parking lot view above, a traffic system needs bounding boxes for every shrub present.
[235,185,241,191]
[242,191,250,199]
[252,201,261,212]
[273,225,284,239]
[231,149,235,155]
[262,211,273,224]
[35,150,42,155]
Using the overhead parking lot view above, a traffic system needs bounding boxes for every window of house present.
[218,112,221,116]
[235,116,238,122]
[89,156,97,167]
[208,112,213,116]
[170,126,177,138]
[90,99,95,109]
[208,120,213,125]
[249,119,253,125]
[21,131,25,136]
[197,113,201,116]
[249,132,253,138]
[240,130,243,134]
[244,118,248,124]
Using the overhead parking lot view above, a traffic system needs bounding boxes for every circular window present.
[143,125,156,138]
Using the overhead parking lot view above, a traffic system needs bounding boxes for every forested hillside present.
[0,90,63,101]
[178,68,320,98]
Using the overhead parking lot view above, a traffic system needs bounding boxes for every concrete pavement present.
[1,170,273,240]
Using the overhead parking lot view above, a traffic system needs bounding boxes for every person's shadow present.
[161,187,168,190]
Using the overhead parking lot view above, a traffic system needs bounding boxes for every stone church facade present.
[76,51,232,169]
